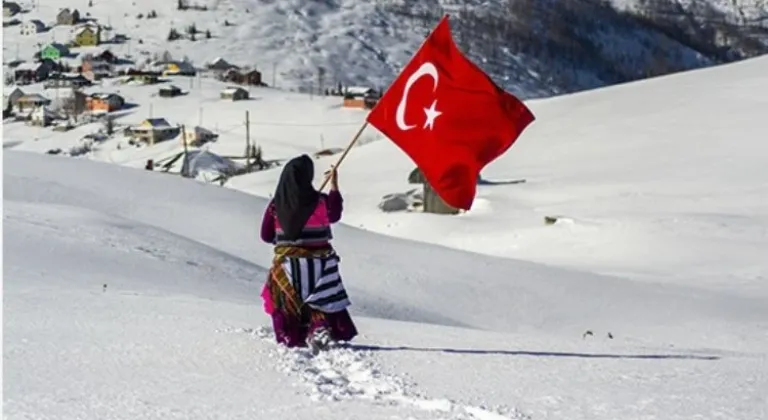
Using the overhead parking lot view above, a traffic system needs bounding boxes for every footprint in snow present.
[217,325,529,420]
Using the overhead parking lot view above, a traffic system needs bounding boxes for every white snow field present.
[4,119,768,419]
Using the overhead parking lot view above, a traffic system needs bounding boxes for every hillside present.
[3,0,767,98]
[5,147,767,420]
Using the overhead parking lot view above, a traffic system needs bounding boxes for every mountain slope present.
[3,0,766,97]
[5,149,768,420]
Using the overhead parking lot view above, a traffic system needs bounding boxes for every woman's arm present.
[326,189,343,224]
[260,203,276,243]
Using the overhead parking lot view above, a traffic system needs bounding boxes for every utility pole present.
[198,106,202,126]
[245,110,251,170]
[181,124,190,178]
[318,66,325,97]
[149,103,153,118]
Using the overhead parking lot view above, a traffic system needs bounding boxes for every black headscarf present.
[273,154,320,241]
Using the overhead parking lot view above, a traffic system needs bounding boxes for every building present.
[4,87,25,114]
[220,86,248,101]
[40,43,69,60]
[342,86,380,109]
[158,85,183,97]
[86,93,124,113]
[16,94,51,112]
[81,56,114,81]
[73,25,100,46]
[129,118,179,145]
[123,69,160,85]
[20,19,45,35]
[206,57,238,72]
[45,74,91,89]
[220,68,263,86]
[56,8,80,25]
[3,1,21,18]
[162,61,196,76]
[181,126,218,147]
[14,61,53,84]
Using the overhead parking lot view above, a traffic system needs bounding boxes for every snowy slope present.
[4,150,768,420]
[228,55,768,298]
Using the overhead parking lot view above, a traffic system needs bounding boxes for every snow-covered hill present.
[3,0,767,97]
[4,49,768,420]
[5,148,767,420]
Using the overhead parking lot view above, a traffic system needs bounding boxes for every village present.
[3,1,384,184]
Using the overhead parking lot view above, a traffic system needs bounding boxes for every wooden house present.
[45,74,91,89]
[221,68,263,86]
[95,49,117,63]
[14,61,53,84]
[80,54,114,81]
[56,8,80,25]
[158,85,183,97]
[129,118,178,145]
[40,43,69,60]
[206,57,238,72]
[123,69,160,85]
[16,94,51,112]
[53,89,87,116]
[21,19,45,35]
[181,126,218,146]
[5,87,25,109]
[343,86,379,109]
[220,86,248,101]
[86,93,124,113]
[73,25,100,46]
[162,61,196,76]
[3,1,21,17]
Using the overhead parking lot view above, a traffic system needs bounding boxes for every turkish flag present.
[366,15,535,210]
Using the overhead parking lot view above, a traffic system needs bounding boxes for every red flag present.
[366,15,535,210]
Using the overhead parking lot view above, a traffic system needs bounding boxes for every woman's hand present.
[324,166,339,191]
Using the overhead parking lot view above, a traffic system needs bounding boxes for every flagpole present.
[318,121,368,191]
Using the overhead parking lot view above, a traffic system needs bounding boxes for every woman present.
[259,154,358,353]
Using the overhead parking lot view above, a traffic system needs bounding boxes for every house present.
[56,8,80,25]
[30,106,55,126]
[129,118,178,145]
[158,85,183,97]
[95,49,117,63]
[51,88,87,116]
[162,61,196,76]
[73,25,100,46]
[86,93,124,113]
[45,74,91,89]
[241,69,262,86]
[3,1,21,17]
[221,68,263,86]
[123,69,160,85]
[21,19,46,35]
[81,57,113,81]
[343,86,380,109]
[40,43,70,60]
[181,125,218,146]
[220,86,248,101]
[14,61,53,84]
[206,57,238,72]
[16,93,51,111]
[5,87,25,108]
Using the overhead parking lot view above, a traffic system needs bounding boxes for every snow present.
[5,149,767,420]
